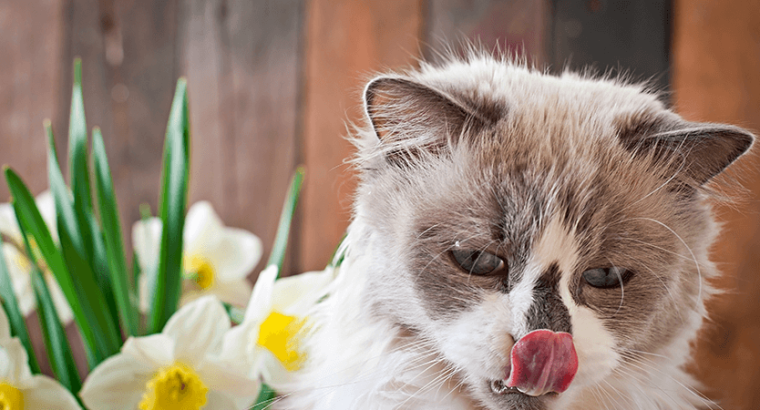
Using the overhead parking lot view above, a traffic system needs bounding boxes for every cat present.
[277,52,754,410]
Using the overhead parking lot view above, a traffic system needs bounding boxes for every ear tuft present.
[363,77,495,144]
[617,112,754,185]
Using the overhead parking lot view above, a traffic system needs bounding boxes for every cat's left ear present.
[619,114,755,185]
[363,76,497,144]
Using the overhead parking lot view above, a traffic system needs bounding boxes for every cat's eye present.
[451,249,505,276]
[582,267,629,289]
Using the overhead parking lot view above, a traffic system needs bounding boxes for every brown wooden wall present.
[2,0,760,406]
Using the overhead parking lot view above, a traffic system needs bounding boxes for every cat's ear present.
[618,114,754,185]
[364,76,494,144]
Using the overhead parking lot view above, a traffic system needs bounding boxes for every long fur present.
[275,52,753,410]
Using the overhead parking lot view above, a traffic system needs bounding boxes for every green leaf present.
[0,237,40,374]
[92,127,137,336]
[222,302,245,325]
[18,218,81,393]
[66,62,120,331]
[4,166,101,366]
[46,128,122,362]
[267,167,305,277]
[69,58,93,214]
[252,384,278,410]
[328,232,347,268]
[148,78,190,334]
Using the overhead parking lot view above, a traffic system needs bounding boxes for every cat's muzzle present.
[499,329,579,397]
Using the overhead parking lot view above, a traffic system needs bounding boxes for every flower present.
[0,304,82,410]
[0,191,73,324]
[80,296,261,410]
[220,265,335,388]
[133,201,262,310]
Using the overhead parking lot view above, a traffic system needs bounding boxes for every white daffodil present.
[133,201,262,311]
[0,191,73,324]
[220,265,335,389]
[0,304,82,410]
[80,296,261,410]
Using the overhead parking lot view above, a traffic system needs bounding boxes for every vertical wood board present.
[299,0,425,271]
[673,0,760,408]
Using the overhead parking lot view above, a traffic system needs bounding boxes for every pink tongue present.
[505,329,578,396]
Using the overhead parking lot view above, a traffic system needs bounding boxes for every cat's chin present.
[476,378,557,410]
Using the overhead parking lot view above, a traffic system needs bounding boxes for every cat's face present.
[353,58,753,409]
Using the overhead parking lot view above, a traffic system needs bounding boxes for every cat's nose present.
[505,329,578,396]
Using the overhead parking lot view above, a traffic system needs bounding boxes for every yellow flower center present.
[0,382,23,410]
[139,363,207,410]
[184,254,215,290]
[257,311,306,371]
[10,253,31,274]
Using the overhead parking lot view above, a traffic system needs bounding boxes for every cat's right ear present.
[363,77,493,145]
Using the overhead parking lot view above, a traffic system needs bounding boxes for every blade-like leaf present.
[131,253,144,335]
[69,58,93,213]
[252,384,278,410]
[328,232,347,268]
[47,128,122,361]
[92,127,137,336]
[66,64,119,329]
[4,166,100,366]
[148,78,190,333]
[0,237,40,374]
[18,217,81,393]
[267,167,305,277]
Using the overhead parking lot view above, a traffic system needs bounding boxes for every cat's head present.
[350,56,753,409]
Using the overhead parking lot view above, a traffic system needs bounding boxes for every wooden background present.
[1,0,759,407]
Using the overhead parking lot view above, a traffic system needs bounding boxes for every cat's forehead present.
[415,57,664,118]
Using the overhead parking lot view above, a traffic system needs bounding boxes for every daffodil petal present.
[271,268,334,314]
[210,278,253,307]
[121,335,174,370]
[0,202,21,240]
[217,323,260,377]
[131,217,162,273]
[260,350,292,390]
[183,201,225,256]
[203,390,244,410]
[22,375,81,410]
[243,265,278,321]
[35,191,58,242]
[198,360,261,405]
[163,296,229,362]
[138,274,150,313]
[206,227,263,282]
[45,274,73,325]
[0,338,32,384]
[2,244,35,316]
[80,353,151,409]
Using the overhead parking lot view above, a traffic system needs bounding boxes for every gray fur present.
[282,52,754,410]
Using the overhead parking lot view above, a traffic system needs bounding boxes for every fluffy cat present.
[278,53,754,410]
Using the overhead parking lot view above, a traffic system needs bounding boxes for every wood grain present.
[224,0,303,276]
[299,0,425,271]
[425,0,548,64]
[0,0,66,199]
[673,1,760,408]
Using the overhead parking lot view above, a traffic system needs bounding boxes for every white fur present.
[274,55,736,409]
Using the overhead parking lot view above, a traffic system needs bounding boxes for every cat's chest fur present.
[276,54,753,410]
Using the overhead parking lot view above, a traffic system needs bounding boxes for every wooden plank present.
[673,1,760,408]
[425,0,548,64]
[0,0,66,200]
[61,0,180,254]
[550,0,671,92]
[177,0,231,231]
[300,0,424,272]
[220,0,303,276]
[110,0,180,231]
